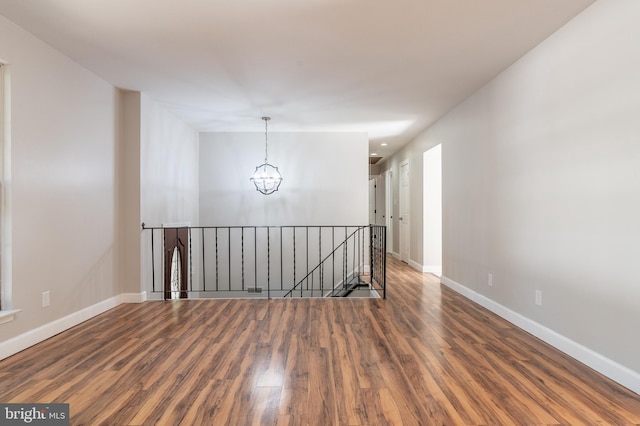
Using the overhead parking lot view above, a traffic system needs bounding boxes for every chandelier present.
[250,116,283,195]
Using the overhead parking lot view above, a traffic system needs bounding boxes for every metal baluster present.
[344,227,347,289]
[309,229,313,297]
[331,227,335,294]
[150,228,155,293]
[356,226,360,280]
[305,226,309,291]
[215,228,219,291]
[319,227,322,296]
[267,227,271,299]
[242,227,245,291]
[293,227,298,297]
[362,226,365,279]
[383,226,387,298]
[352,227,355,286]
[188,227,192,293]
[202,228,206,291]
[370,226,374,287]
[280,227,283,291]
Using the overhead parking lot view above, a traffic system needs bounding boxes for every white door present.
[399,161,410,263]
[369,178,376,224]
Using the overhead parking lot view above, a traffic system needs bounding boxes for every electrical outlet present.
[535,290,542,307]
[42,291,50,308]
[488,273,493,287]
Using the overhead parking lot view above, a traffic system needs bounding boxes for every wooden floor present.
[1,257,639,425]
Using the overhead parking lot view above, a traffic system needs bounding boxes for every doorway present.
[399,160,410,263]
[164,227,189,299]
[423,145,442,276]
[384,170,393,253]
[369,178,377,224]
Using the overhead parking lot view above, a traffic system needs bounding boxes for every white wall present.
[199,132,368,226]
[139,94,199,295]
[140,94,199,227]
[117,91,141,295]
[379,0,640,392]
[0,15,118,340]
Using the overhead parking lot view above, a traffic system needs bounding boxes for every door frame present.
[369,177,377,225]
[423,144,442,276]
[399,160,410,263]
[384,169,393,253]
[164,227,189,299]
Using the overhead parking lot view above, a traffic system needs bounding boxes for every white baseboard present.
[408,259,423,272]
[440,275,640,396]
[0,292,146,361]
[422,265,442,276]
[120,291,147,303]
[392,253,424,274]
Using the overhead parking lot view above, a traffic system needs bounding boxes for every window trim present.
[0,63,14,320]
[0,309,20,325]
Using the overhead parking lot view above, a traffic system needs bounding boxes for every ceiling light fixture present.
[250,117,283,195]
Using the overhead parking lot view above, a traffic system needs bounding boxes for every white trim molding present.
[422,265,442,276]
[161,222,191,228]
[440,275,640,396]
[0,309,20,325]
[120,291,147,303]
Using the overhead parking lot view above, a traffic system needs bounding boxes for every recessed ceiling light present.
[381,143,387,146]
[371,153,378,156]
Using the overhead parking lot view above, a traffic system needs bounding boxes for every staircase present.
[284,224,386,298]
[327,275,371,297]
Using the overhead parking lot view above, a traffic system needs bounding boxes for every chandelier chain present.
[263,116,270,163]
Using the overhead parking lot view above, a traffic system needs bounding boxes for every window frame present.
[0,63,18,324]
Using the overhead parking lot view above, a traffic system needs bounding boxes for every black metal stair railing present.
[283,225,386,298]
[141,224,386,299]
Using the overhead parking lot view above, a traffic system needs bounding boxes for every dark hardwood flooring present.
[1,256,639,425]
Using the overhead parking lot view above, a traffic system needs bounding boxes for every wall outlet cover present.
[42,291,50,308]
[535,290,542,307]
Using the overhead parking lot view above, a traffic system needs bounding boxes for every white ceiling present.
[0,0,594,159]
